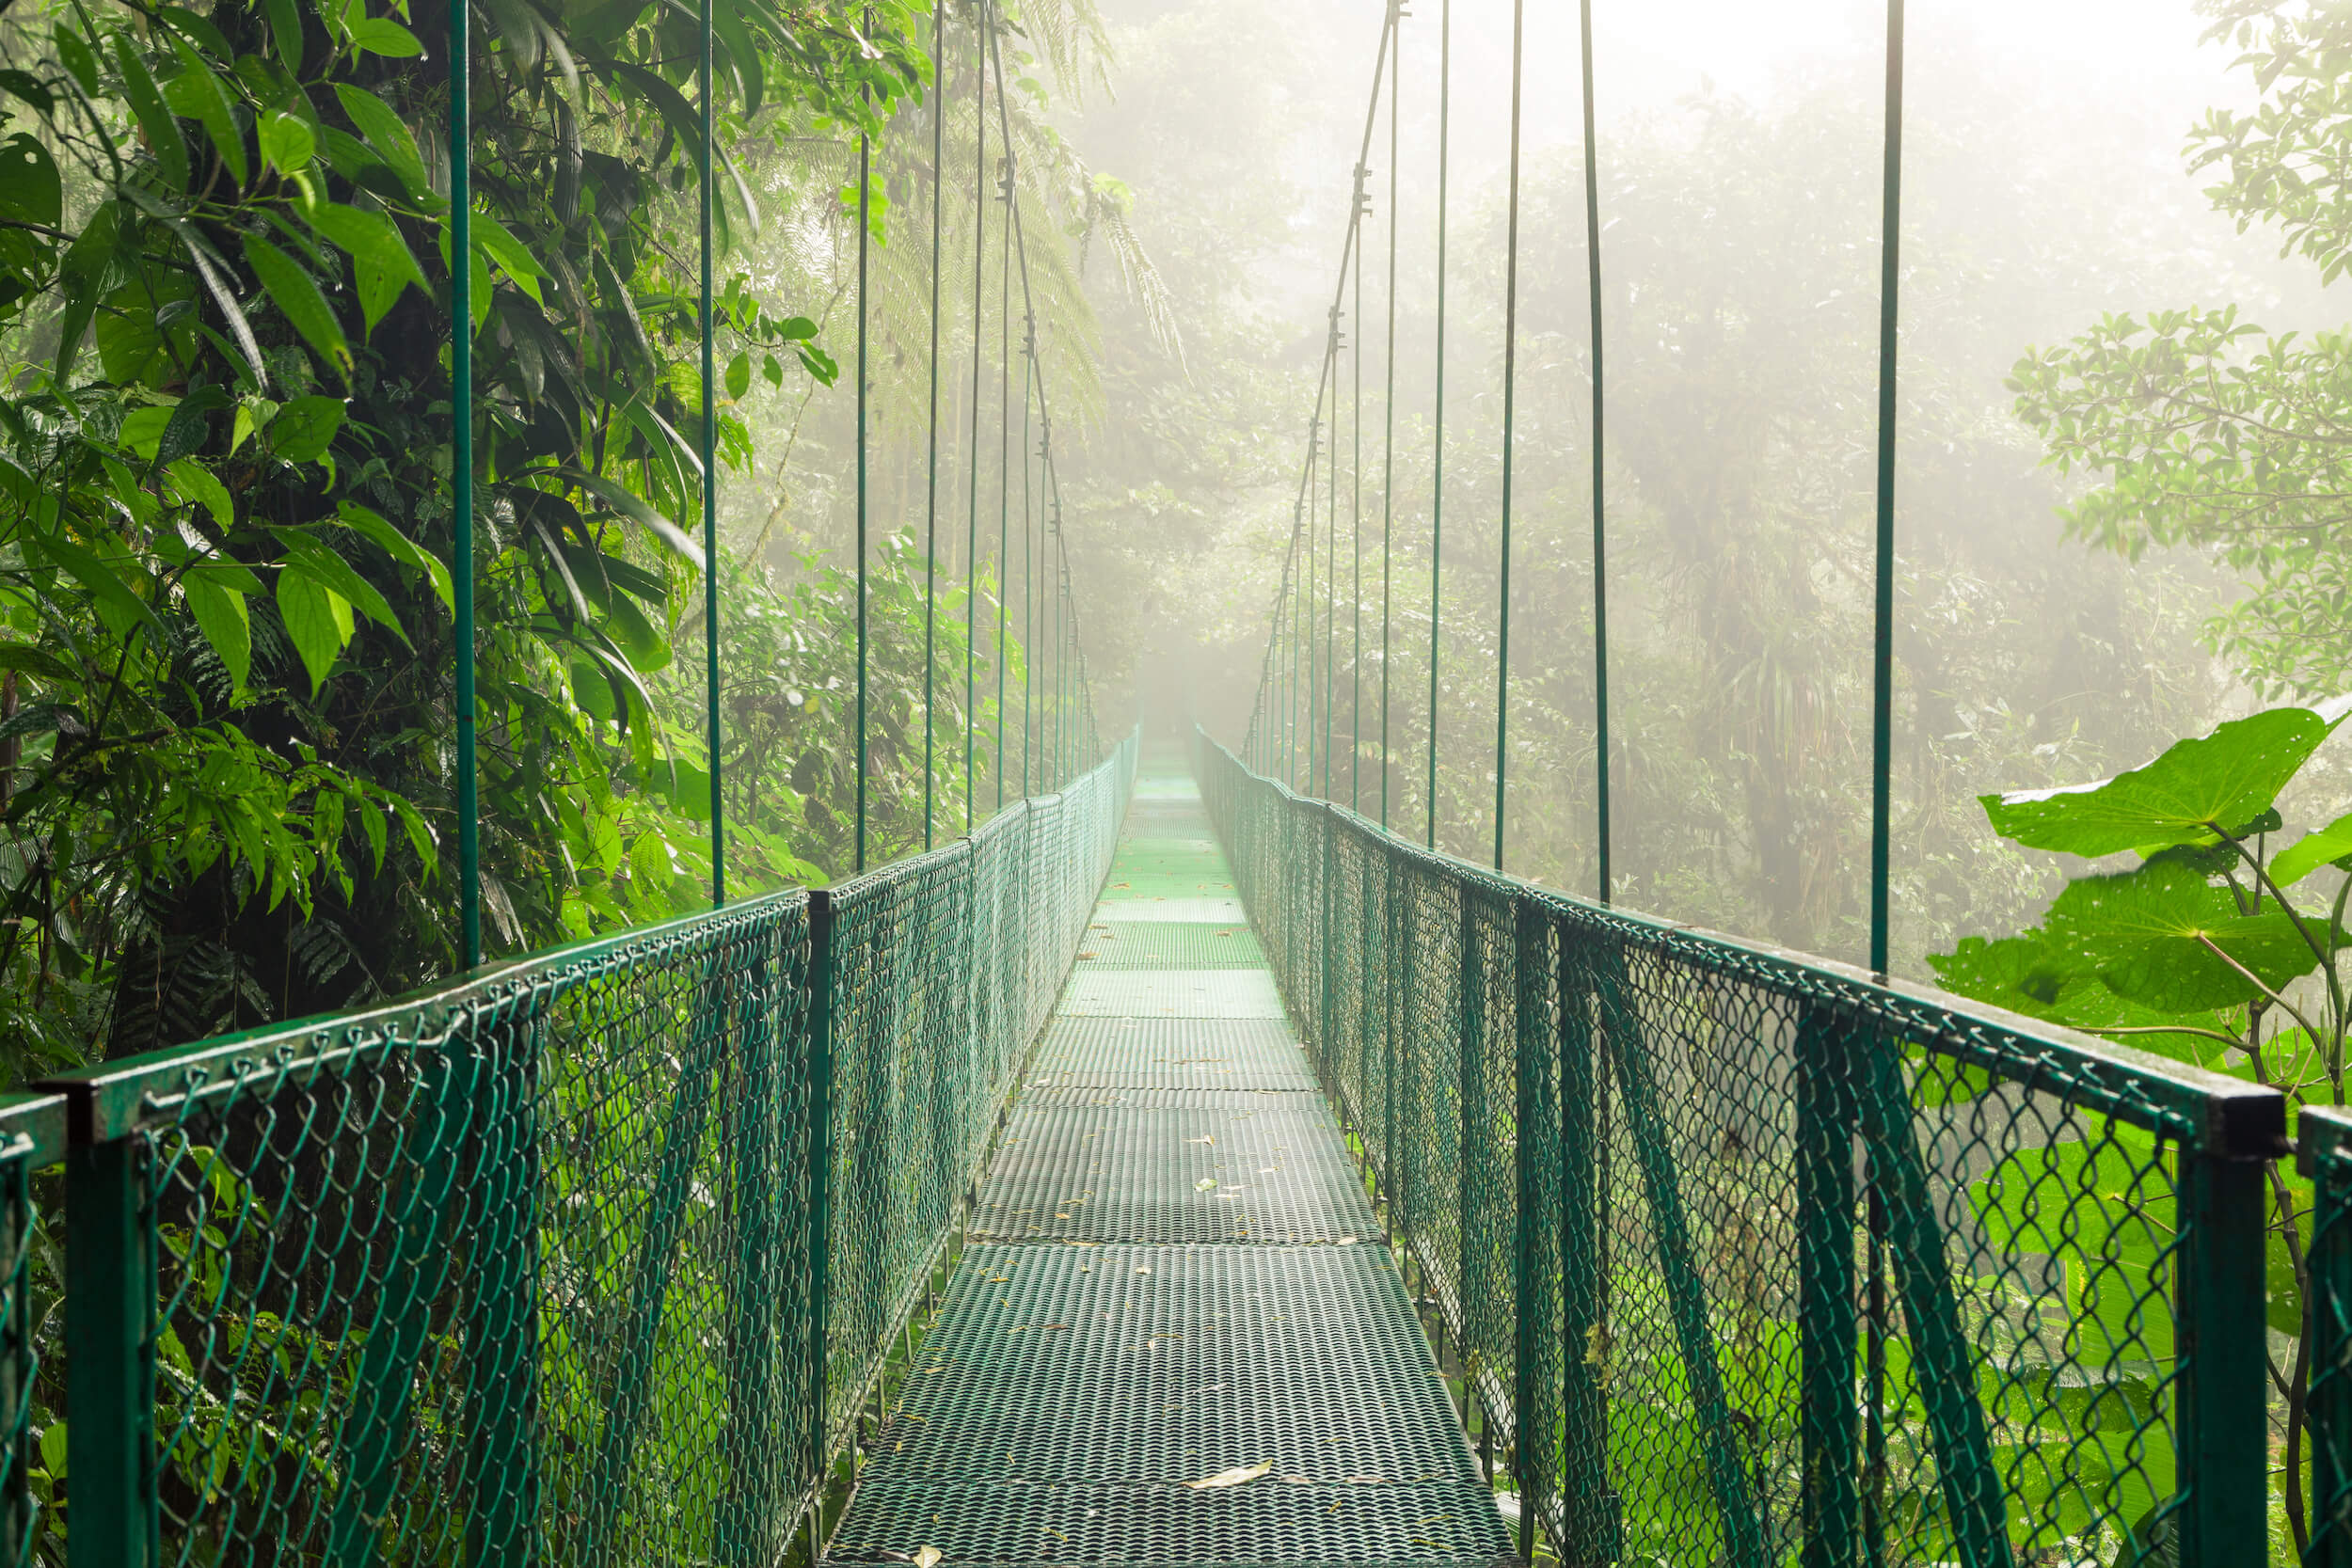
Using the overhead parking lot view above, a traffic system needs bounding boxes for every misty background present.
[983,0,2352,974]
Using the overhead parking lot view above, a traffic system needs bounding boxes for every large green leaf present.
[331,85,432,201]
[0,133,61,229]
[265,395,345,462]
[1980,704,2344,857]
[111,34,189,193]
[241,235,350,375]
[2043,856,2328,1011]
[2273,809,2352,888]
[270,529,405,643]
[276,561,354,692]
[162,38,246,186]
[304,202,427,334]
[182,565,251,696]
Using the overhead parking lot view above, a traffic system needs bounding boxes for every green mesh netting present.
[24,737,1132,1566]
[1195,726,2280,1568]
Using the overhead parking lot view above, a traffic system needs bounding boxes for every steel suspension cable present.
[995,71,1011,807]
[1323,314,1337,803]
[1426,0,1451,850]
[922,0,944,849]
[980,12,1105,784]
[699,0,724,901]
[1309,375,1321,796]
[1238,9,1393,801]
[1351,166,1363,815]
[965,0,985,829]
[1022,335,1035,786]
[1580,0,1609,904]
[450,0,477,965]
[1491,0,1524,871]
[854,60,872,873]
[1869,0,1906,976]
[1381,10,1398,830]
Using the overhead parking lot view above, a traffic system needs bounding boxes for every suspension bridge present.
[0,0,2333,1561]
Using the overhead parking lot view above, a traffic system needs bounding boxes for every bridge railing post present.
[805,886,837,1535]
[60,1117,153,1568]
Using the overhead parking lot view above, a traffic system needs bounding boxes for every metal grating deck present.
[1074,920,1265,969]
[825,750,1512,1568]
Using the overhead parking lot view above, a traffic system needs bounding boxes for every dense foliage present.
[0,0,1147,1098]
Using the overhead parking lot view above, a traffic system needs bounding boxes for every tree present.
[2011,0,2352,699]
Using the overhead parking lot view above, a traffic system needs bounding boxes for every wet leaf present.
[1184,1460,1272,1490]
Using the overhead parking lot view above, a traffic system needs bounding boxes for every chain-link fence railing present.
[1197,726,2283,1568]
[14,736,1129,1568]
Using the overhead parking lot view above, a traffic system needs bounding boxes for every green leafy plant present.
[1931,698,2352,1557]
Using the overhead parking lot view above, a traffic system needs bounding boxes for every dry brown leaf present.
[1184,1460,1273,1490]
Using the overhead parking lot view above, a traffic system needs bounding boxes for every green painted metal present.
[1380,14,1396,832]
[2303,1108,2352,1564]
[24,739,1132,1568]
[62,1132,151,1568]
[1594,948,1769,1568]
[1425,0,1449,852]
[966,0,986,828]
[1198,726,2286,1568]
[1794,1006,1858,1568]
[451,0,479,968]
[700,0,724,904]
[1868,0,1903,976]
[0,1097,59,1568]
[1491,0,1523,872]
[1578,0,1609,905]
[855,109,872,873]
[2178,1135,2270,1566]
[924,0,944,850]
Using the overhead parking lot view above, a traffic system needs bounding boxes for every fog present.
[1047,0,2352,973]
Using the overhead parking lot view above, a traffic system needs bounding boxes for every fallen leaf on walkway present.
[1343,1475,1391,1484]
[914,1548,943,1568]
[1195,1179,1217,1192]
[1184,1135,1214,1145]
[1067,1241,1100,1248]
[1184,1461,1273,1490]
[1337,1237,1359,1245]
[1135,1265,1152,1275]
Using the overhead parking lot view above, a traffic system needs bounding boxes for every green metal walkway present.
[826,752,1516,1567]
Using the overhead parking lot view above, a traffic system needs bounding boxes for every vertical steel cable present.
[1351,169,1363,815]
[993,34,1010,808]
[1309,370,1322,799]
[1581,0,1609,903]
[699,0,723,901]
[1425,0,1451,850]
[450,0,477,965]
[922,0,944,848]
[854,40,872,873]
[1491,0,1524,872]
[1870,0,1904,976]
[1022,343,1035,795]
[966,0,984,829]
[1381,13,1397,831]
[1323,318,1337,803]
